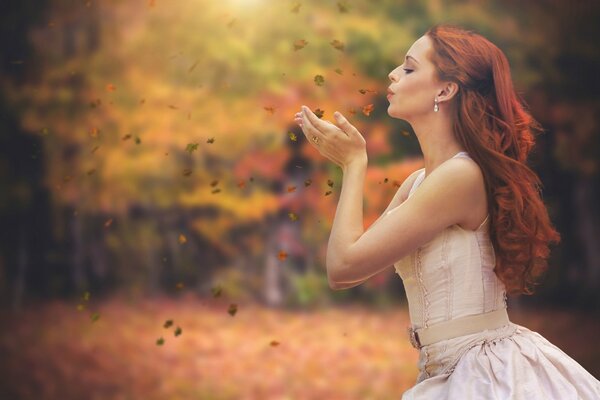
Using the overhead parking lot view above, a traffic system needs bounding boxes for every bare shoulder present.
[398,167,425,203]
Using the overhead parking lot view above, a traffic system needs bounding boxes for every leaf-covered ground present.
[0,294,598,400]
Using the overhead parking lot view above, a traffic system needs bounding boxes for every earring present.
[434,98,439,112]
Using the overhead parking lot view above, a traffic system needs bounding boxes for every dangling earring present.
[434,98,439,112]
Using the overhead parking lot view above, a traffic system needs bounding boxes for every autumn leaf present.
[211,286,222,297]
[174,327,182,337]
[168,105,179,110]
[164,319,174,329]
[337,1,350,13]
[288,212,298,221]
[278,250,288,261]
[330,40,345,51]
[91,145,100,154]
[90,312,100,322]
[186,143,199,154]
[304,179,312,187]
[106,83,116,92]
[362,104,374,116]
[206,137,215,144]
[228,303,237,316]
[237,180,246,188]
[178,234,187,244]
[156,337,165,346]
[182,168,192,176]
[89,127,100,138]
[293,39,308,51]
[87,168,96,176]
[348,108,357,115]
[210,180,219,187]
[325,190,332,196]
[288,131,297,141]
[122,134,132,141]
[104,218,113,228]
[212,188,221,194]
[270,340,280,346]
[290,2,301,13]
[188,59,199,73]
[264,106,276,114]
[314,75,325,86]
[135,137,141,144]
[287,185,296,193]
[314,109,324,118]
[327,179,334,187]
[139,98,146,105]
[334,68,343,75]
[76,304,85,311]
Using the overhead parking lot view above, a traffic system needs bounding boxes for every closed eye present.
[403,69,413,74]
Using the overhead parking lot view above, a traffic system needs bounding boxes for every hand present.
[294,105,367,169]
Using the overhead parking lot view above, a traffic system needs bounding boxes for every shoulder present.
[398,168,425,203]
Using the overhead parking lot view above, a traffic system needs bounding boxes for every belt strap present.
[408,308,510,349]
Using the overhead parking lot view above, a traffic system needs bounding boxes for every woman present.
[294,24,600,399]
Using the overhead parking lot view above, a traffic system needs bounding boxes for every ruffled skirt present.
[401,322,600,399]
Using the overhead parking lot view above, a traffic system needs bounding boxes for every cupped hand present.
[294,105,367,169]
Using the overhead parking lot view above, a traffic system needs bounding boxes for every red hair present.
[425,24,561,296]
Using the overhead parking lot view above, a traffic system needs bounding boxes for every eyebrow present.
[405,55,419,64]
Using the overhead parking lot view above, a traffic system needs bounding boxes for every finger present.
[301,106,331,133]
[333,111,361,138]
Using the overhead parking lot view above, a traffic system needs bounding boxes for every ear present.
[437,81,459,103]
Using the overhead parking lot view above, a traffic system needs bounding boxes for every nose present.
[388,69,398,82]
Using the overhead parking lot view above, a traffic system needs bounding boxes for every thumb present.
[334,111,360,138]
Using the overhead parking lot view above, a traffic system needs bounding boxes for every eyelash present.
[403,68,413,74]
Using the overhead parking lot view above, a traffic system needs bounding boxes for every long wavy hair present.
[425,24,561,296]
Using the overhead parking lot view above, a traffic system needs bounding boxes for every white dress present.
[391,151,600,399]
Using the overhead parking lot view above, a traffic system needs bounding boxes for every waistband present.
[407,308,510,349]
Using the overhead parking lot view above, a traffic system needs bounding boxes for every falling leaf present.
[89,127,100,138]
[76,304,85,311]
[270,340,280,346]
[362,104,374,116]
[293,39,308,51]
[314,109,324,118]
[288,212,298,221]
[174,327,182,337]
[135,136,141,144]
[89,99,102,108]
[278,250,288,261]
[175,282,184,290]
[330,40,345,51]
[287,185,296,193]
[314,75,325,86]
[337,1,349,12]
[91,145,100,154]
[290,2,301,13]
[228,303,238,316]
[156,337,165,345]
[264,106,276,114]
[90,312,100,322]
[212,188,221,194]
[211,286,222,297]
[348,108,357,115]
[237,180,246,188]
[304,179,312,187]
[186,143,199,154]
[104,218,113,228]
[206,137,215,144]
[288,131,297,141]
[327,179,334,187]
[188,59,199,73]
[122,134,132,141]
[164,319,174,328]
[210,180,219,187]
[168,105,179,110]
[325,190,332,196]
[182,168,192,176]
[178,234,187,244]
[106,83,116,92]
[139,98,146,105]
[87,168,96,176]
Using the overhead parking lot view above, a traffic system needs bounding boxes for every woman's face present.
[387,35,440,121]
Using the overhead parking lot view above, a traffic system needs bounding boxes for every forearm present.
[326,157,368,280]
